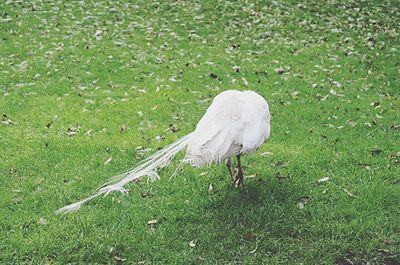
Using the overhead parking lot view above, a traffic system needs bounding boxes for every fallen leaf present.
[260,151,272,157]
[155,135,165,142]
[377,248,390,254]
[332,80,342,88]
[343,188,357,198]
[18,61,28,71]
[95,29,102,40]
[113,256,126,262]
[335,257,354,265]
[147,220,158,225]
[370,148,382,156]
[1,114,13,125]
[317,177,330,183]
[242,77,249,86]
[141,191,151,198]
[166,124,179,133]
[347,121,357,127]
[66,127,77,137]
[189,240,196,248]
[104,157,112,165]
[249,244,258,254]
[209,72,219,80]
[290,91,300,99]
[320,94,329,101]
[274,67,286,74]
[38,218,48,225]
[297,196,311,209]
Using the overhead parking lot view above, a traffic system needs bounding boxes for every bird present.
[56,90,271,214]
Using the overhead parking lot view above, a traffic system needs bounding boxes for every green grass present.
[1,0,399,264]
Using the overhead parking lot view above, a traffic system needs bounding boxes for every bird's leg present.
[226,157,234,181]
[233,154,244,188]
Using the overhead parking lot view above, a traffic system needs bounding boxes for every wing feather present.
[185,90,270,166]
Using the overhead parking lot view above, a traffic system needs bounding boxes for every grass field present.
[1,0,399,264]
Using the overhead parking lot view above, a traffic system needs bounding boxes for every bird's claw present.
[233,178,242,189]
[233,170,244,189]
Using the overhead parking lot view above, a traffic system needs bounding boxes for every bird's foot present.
[233,170,244,189]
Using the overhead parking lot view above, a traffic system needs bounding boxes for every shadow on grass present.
[169,178,300,262]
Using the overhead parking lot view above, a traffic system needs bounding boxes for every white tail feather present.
[55,133,192,214]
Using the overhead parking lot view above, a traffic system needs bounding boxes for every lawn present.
[1,0,399,264]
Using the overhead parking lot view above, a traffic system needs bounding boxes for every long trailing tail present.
[55,133,193,214]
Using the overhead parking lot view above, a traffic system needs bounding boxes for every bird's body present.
[56,90,270,214]
[186,90,270,167]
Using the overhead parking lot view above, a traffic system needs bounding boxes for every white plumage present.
[56,90,270,214]
[186,90,270,166]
